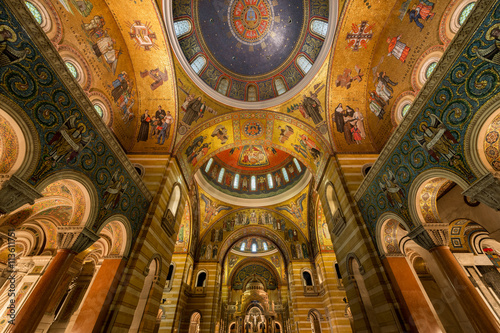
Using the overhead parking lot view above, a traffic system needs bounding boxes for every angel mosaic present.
[31,115,92,181]
[200,193,231,228]
[415,115,473,178]
[276,193,307,228]
[379,168,405,209]
[0,25,28,68]
[102,170,128,210]
[476,24,500,66]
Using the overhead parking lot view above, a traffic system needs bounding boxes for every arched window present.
[274,77,287,95]
[205,158,213,173]
[247,85,257,101]
[251,176,257,191]
[335,262,344,287]
[218,168,225,183]
[251,242,257,252]
[297,55,313,75]
[233,174,240,189]
[217,77,230,95]
[309,311,322,333]
[196,271,207,287]
[267,174,274,189]
[281,168,289,182]
[174,19,192,38]
[167,185,182,217]
[326,184,338,215]
[310,19,328,38]
[425,61,437,79]
[188,312,201,333]
[293,158,302,172]
[401,103,411,118]
[302,271,313,286]
[130,259,158,331]
[263,242,268,251]
[459,2,475,26]
[186,265,193,285]
[166,263,175,290]
[65,61,79,79]
[240,241,246,251]
[93,104,104,118]
[25,1,43,24]
[191,55,206,75]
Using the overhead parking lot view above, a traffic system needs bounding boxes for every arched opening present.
[188,311,201,333]
[129,258,159,332]
[165,263,175,291]
[302,270,313,286]
[309,310,321,333]
[196,271,207,287]
[167,184,182,218]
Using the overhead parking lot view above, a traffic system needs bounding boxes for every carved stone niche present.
[0,175,43,215]
[161,209,175,237]
[462,173,500,211]
[331,209,346,237]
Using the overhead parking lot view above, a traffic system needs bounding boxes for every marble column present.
[10,226,99,333]
[382,254,443,333]
[72,256,126,333]
[409,225,500,332]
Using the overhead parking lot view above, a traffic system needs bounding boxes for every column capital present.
[462,173,500,210]
[57,226,100,253]
[407,224,448,251]
[0,175,42,215]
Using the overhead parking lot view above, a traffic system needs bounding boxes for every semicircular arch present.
[174,110,332,182]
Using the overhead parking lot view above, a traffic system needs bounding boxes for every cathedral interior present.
[1,0,500,332]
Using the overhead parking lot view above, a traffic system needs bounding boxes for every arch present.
[190,55,207,75]
[464,84,500,176]
[96,214,132,258]
[408,168,469,227]
[325,182,340,216]
[129,257,160,332]
[167,183,182,218]
[189,311,202,333]
[296,54,312,75]
[301,269,314,286]
[375,212,412,256]
[35,170,99,227]
[411,46,444,91]
[217,77,230,96]
[58,45,92,91]
[274,77,287,96]
[308,309,322,333]
[196,270,207,287]
[88,90,113,126]
[246,84,258,101]
[228,257,282,291]
[361,163,373,177]
[0,96,41,181]
[345,252,364,277]
[214,224,293,263]
[310,19,328,39]
[165,262,175,290]
[174,19,193,39]
[391,91,416,126]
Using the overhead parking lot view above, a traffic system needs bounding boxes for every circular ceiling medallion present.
[228,0,274,46]
[167,0,336,107]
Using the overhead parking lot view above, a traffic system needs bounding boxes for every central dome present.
[197,0,303,77]
[168,0,334,106]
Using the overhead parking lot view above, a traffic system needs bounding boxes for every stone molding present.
[56,226,100,253]
[0,175,43,215]
[462,173,500,211]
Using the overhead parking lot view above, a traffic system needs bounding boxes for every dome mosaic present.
[168,0,333,106]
